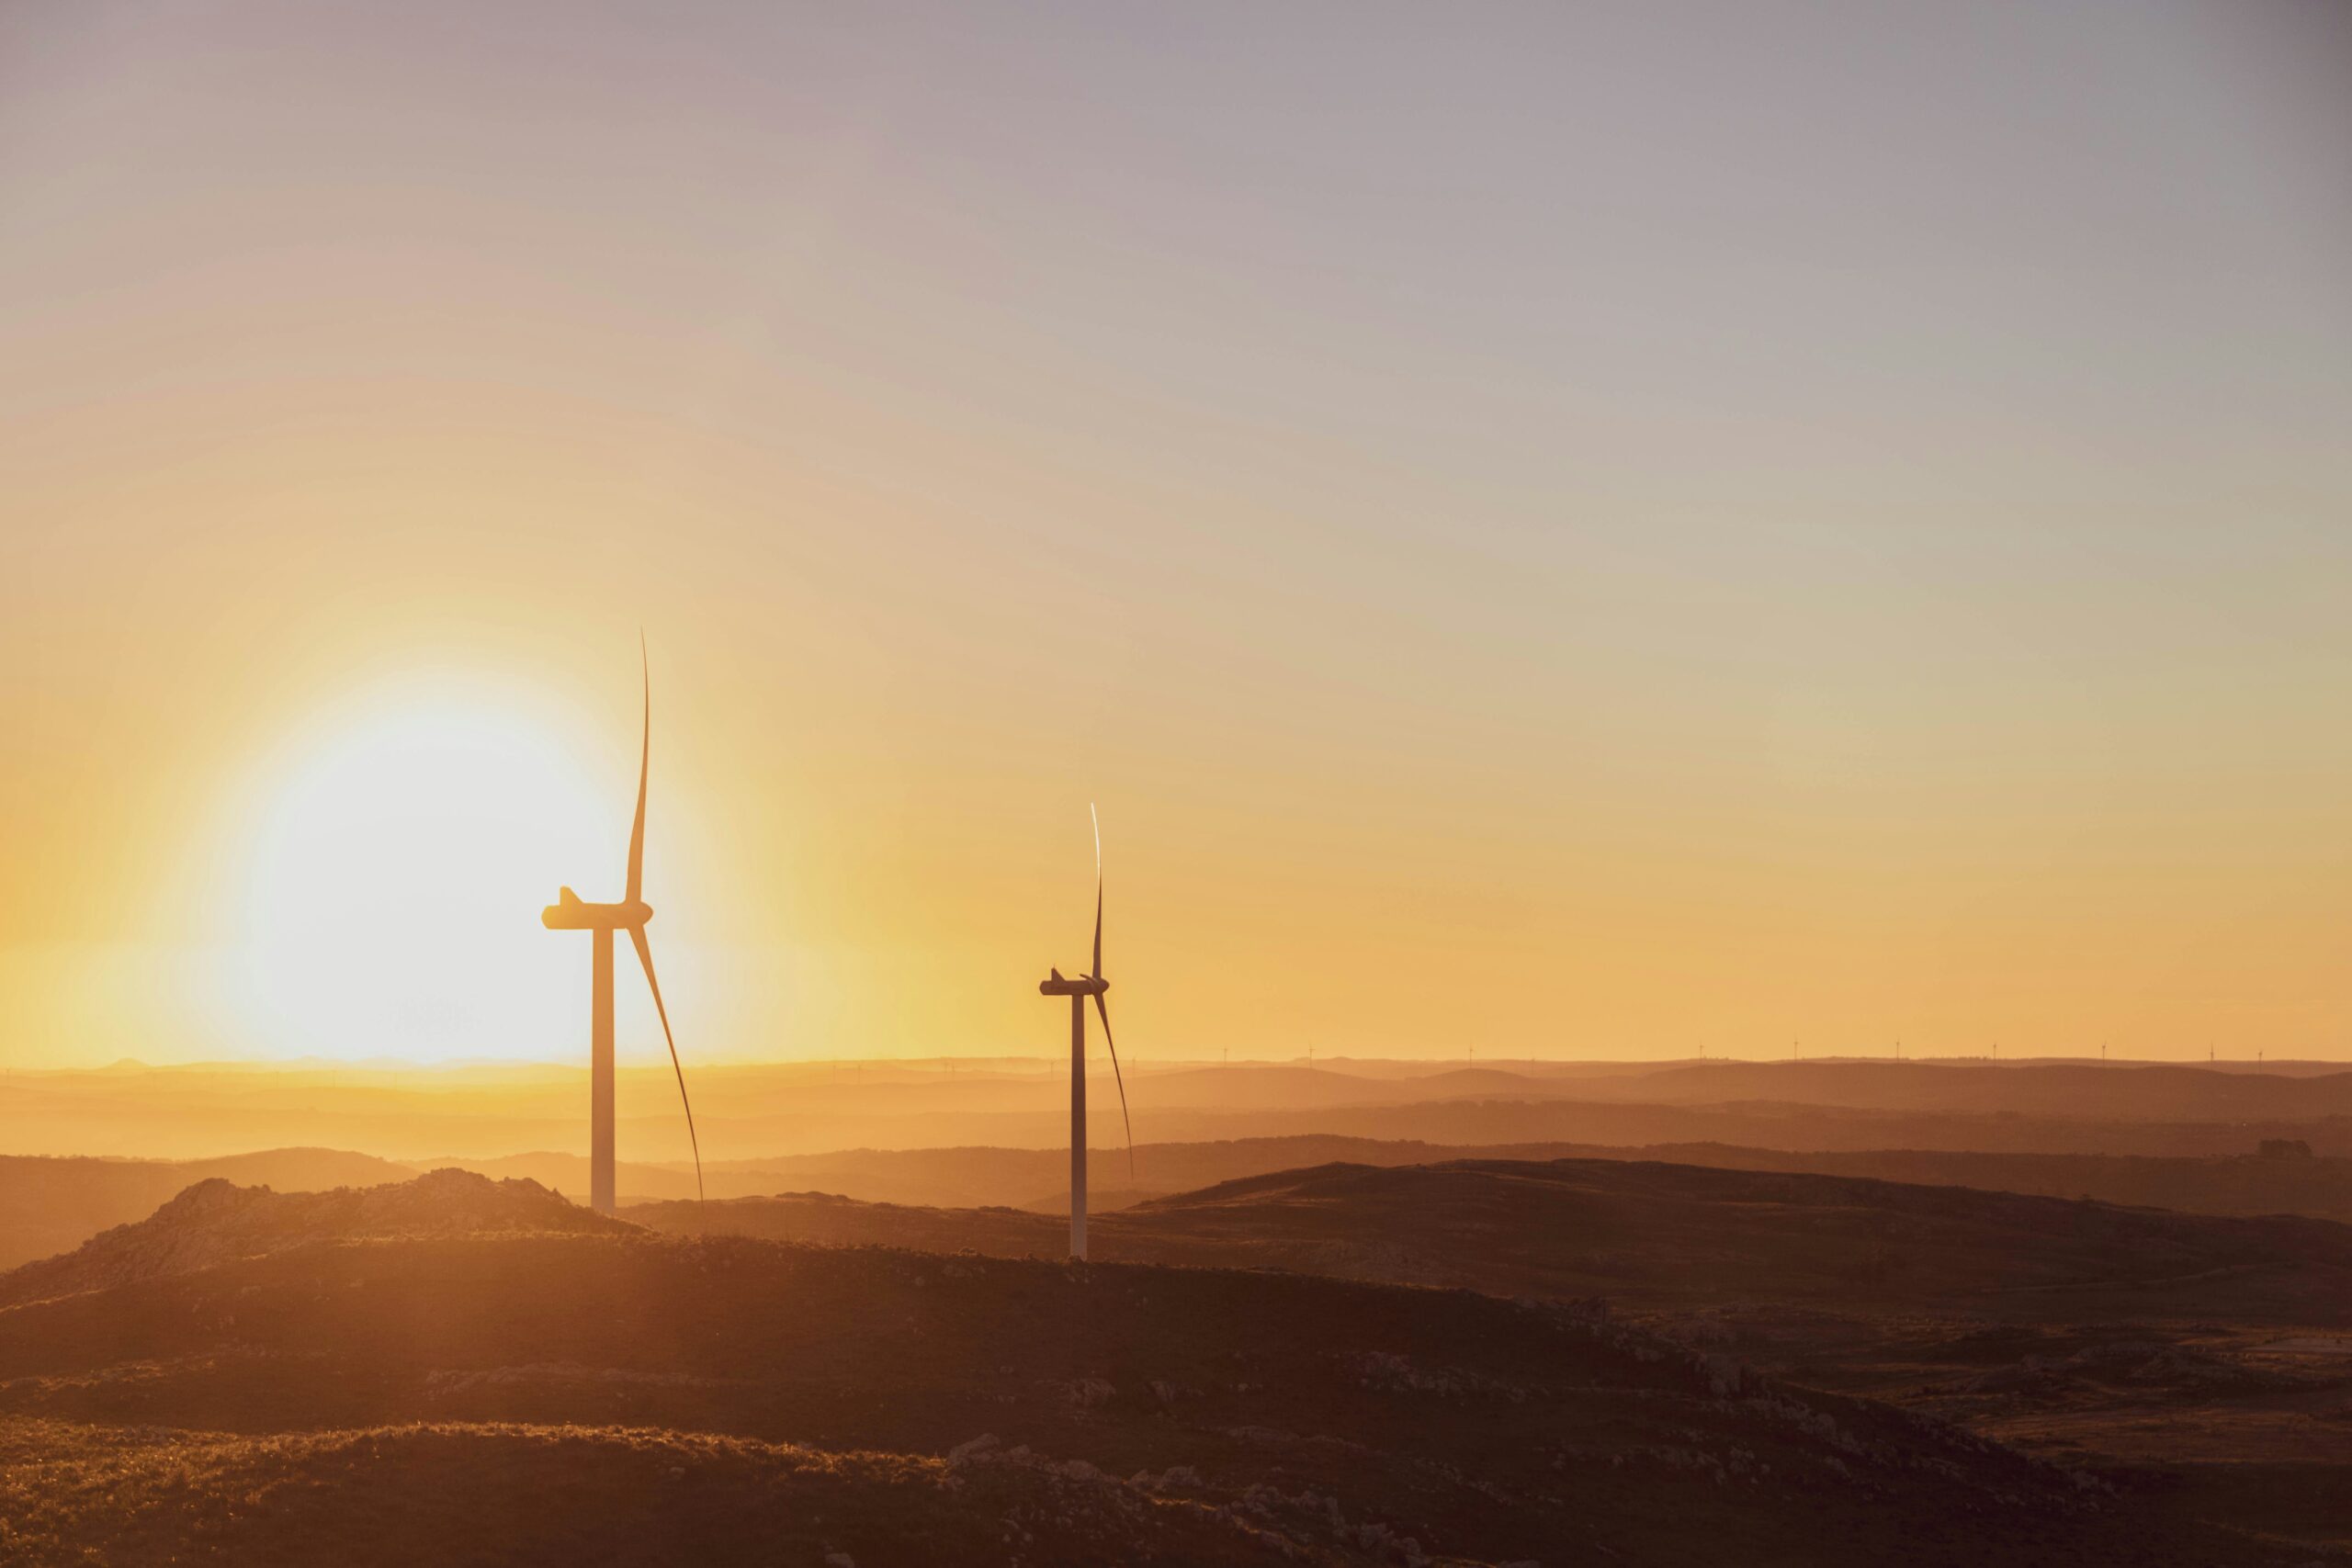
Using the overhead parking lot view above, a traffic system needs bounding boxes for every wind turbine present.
[541,637,704,1214]
[1037,805,1134,1260]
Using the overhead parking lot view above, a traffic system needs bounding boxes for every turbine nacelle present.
[1039,966,1108,998]
[540,886,655,931]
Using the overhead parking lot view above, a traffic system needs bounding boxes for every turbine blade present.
[626,633,650,904]
[629,923,704,1206]
[1090,803,1103,980]
[1091,990,1136,1182]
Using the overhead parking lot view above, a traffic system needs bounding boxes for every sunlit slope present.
[0,1168,624,1309]
[0,1149,418,1270]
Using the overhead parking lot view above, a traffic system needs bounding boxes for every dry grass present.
[0,1417,1317,1567]
[5,1167,2340,1565]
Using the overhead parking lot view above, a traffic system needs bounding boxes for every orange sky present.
[5,2,2351,1066]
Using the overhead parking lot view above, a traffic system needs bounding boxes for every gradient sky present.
[4,0,2350,1066]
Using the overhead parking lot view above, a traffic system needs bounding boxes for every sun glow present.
[224,685,623,1062]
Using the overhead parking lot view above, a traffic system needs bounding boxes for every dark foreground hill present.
[0,1176,2289,1566]
[635,1159,2352,1556]
[0,1417,1323,1567]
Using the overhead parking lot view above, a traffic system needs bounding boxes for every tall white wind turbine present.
[1036,805,1134,1259]
[541,637,704,1213]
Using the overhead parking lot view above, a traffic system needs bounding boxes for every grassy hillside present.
[0,1416,1325,1566]
[632,1157,2352,1557]
[0,1178,2277,1566]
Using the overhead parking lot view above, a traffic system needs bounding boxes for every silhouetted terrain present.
[0,1170,2296,1566]
[1525,1062,2352,1120]
[18,1131,2352,1279]
[12,1058,2351,1560]
[637,1158,2352,1324]
[681,1134,2352,1220]
[632,1158,2352,1556]
[1594,1143,2352,1223]
[1149,1100,2352,1163]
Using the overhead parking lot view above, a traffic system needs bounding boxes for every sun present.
[224,682,624,1062]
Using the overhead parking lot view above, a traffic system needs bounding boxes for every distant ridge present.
[635,1154,2352,1325]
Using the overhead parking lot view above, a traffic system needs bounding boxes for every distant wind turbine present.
[1037,805,1135,1261]
[541,637,704,1214]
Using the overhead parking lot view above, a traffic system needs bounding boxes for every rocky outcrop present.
[0,1169,634,1307]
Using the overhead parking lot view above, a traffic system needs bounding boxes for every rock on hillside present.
[0,1170,633,1308]
[0,1148,422,1271]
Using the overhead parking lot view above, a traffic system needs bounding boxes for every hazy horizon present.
[10,1048,2349,1172]
[10,1047,2345,1073]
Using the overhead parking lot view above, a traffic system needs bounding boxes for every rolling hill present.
[680,1134,2352,1219]
[0,1168,629,1310]
[0,1417,1329,1566]
[0,1170,2288,1566]
[19,1130,2352,1291]
[635,1156,2352,1325]
[627,1156,2352,1556]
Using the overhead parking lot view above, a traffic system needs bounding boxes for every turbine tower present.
[1037,806,1134,1260]
[541,637,703,1214]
